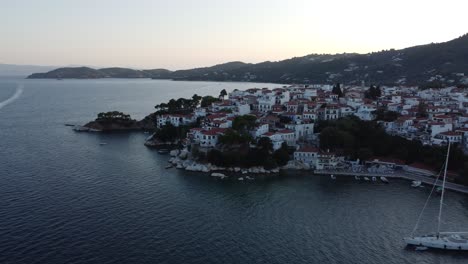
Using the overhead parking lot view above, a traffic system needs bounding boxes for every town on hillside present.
[151,83,468,184]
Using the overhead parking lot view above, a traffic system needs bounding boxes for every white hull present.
[411,181,422,187]
[404,235,468,250]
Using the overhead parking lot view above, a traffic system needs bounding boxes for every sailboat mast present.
[437,142,450,238]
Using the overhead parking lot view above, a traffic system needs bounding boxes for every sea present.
[0,77,468,264]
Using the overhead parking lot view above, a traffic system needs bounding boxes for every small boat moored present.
[364,177,370,181]
[415,246,428,251]
[157,149,170,154]
[411,181,422,188]
[330,174,336,180]
[372,176,377,182]
[211,172,227,179]
[380,176,389,183]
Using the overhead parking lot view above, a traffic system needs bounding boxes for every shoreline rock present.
[169,151,310,177]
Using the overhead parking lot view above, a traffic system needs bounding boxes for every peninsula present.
[78,83,468,186]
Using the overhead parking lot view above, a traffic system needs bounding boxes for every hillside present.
[28,34,468,85]
[27,67,173,79]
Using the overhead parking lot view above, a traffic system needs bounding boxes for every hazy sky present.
[1,0,467,70]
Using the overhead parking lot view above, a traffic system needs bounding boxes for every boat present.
[73,125,90,132]
[211,172,226,179]
[99,142,107,146]
[157,149,169,154]
[165,165,173,169]
[354,176,360,180]
[404,143,468,251]
[364,177,370,181]
[380,176,389,183]
[415,246,428,251]
[330,174,336,180]
[411,181,422,188]
[372,176,377,182]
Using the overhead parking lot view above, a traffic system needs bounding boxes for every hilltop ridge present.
[27,34,468,86]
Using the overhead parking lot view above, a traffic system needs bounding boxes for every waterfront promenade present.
[314,170,468,194]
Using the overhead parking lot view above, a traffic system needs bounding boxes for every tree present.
[155,123,178,142]
[257,137,273,153]
[96,111,132,123]
[364,85,381,100]
[201,96,220,107]
[232,115,257,132]
[375,109,400,121]
[192,94,202,107]
[218,129,252,145]
[273,142,290,166]
[219,89,227,99]
[319,127,341,150]
[417,101,428,118]
[332,83,343,98]
[358,148,373,161]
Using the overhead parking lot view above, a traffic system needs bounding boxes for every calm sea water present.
[1,78,468,264]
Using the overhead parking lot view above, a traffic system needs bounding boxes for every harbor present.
[314,169,468,194]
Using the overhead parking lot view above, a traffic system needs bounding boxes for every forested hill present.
[27,67,173,79]
[28,34,468,86]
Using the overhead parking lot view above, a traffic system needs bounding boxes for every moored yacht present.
[404,143,468,251]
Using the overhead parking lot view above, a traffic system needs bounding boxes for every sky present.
[1,0,467,70]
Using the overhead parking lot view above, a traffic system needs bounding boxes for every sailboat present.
[404,143,468,250]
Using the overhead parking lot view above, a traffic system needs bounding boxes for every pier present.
[314,170,468,194]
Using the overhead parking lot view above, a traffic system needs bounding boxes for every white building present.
[285,121,314,141]
[157,114,195,128]
[251,123,269,138]
[294,146,319,167]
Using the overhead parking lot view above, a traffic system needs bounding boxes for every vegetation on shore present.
[191,115,290,169]
[83,111,141,131]
[153,94,220,115]
[317,116,468,184]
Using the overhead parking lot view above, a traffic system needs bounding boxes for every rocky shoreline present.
[73,112,158,133]
[167,149,310,177]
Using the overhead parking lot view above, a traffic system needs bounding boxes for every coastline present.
[165,149,468,195]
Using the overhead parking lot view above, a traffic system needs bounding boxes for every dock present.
[314,170,468,194]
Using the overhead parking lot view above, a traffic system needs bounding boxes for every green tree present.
[417,101,428,118]
[232,115,257,132]
[319,127,341,150]
[219,89,227,99]
[273,142,290,166]
[201,96,221,107]
[218,129,252,145]
[365,85,381,100]
[358,148,373,162]
[257,137,273,153]
[332,83,343,98]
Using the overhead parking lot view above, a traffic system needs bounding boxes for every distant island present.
[28,34,468,86]
[28,67,172,79]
